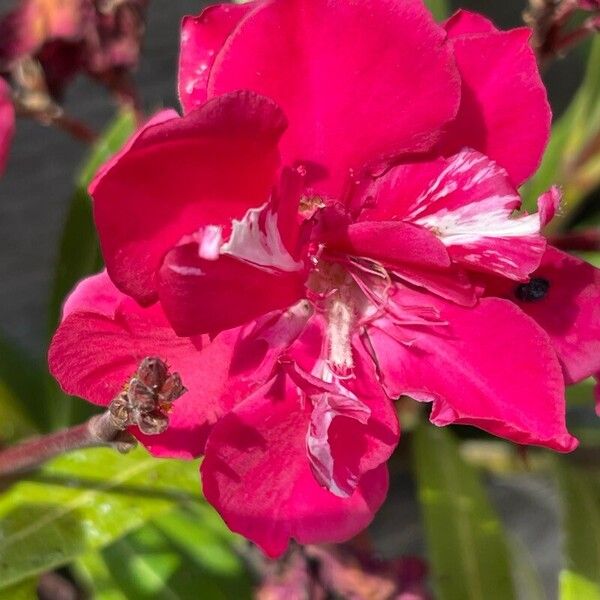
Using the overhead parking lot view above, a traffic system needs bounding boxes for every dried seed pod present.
[137,410,169,435]
[109,393,131,428]
[158,373,186,404]
[136,356,168,389]
[127,377,156,411]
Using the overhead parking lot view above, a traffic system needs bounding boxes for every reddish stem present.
[0,412,135,478]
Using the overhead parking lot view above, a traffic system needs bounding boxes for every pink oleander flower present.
[0,0,148,99]
[0,77,15,176]
[49,0,600,556]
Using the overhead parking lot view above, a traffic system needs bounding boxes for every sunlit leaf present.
[0,446,201,590]
[78,512,252,600]
[413,425,515,599]
[557,460,600,600]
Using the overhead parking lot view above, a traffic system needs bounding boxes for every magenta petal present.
[336,221,451,270]
[367,288,577,452]
[201,379,389,557]
[178,3,254,113]
[49,274,233,459]
[443,10,498,36]
[208,0,460,196]
[503,247,600,383]
[364,150,547,281]
[159,244,305,336]
[61,270,124,319]
[91,91,286,304]
[0,79,15,177]
[439,26,550,185]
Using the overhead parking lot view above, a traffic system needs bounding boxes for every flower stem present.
[0,411,136,478]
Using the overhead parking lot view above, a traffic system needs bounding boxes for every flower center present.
[307,261,363,377]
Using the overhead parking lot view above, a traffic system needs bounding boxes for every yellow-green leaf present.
[0,447,201,589]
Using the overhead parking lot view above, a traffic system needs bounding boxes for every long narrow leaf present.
[557,459,600,599]
[413,425,515,600]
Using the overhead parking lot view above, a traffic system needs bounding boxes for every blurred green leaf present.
[156,505,247,577]
[424,0,449,21]
[413,425,515,599]
[0,446,201,590]
[557,460,600,599]
[0,578,37,600]
[77,511,252,600]
[523,37,600,214]
[76,550,128,600]
[48,109,136,334]
[565,379,600,447]
[508,536,545,600]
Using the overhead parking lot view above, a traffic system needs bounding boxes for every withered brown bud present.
[107,356,185,437]
[136,356,168,389]
[137,410,169,435]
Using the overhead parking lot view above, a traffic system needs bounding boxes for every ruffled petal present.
[178,3,254,112]
[201,371,389,557]
[439,18,550,185]
[0,79,15,176]
[49,272,234,459]
[366,286,577,452]
[91,91,286,304]
[364,150,547,280]
[486,247,600,384]
[208,0,460,196]
[159,243,305,336]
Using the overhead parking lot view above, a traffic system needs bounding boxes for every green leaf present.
[77,512,252,600]
[0,579,38,600]
[424,0,449,21]
[75,551,128,600]
[48,109,136,334]
[413,425,515,600]
[0,446,201,590]
[557,460,600,599]
[523,37,600,213]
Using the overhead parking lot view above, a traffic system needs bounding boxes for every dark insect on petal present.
[515,277,550,302]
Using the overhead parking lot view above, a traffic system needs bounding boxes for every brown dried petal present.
[158,373,185,404]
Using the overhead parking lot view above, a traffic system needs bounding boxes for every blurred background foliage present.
[0,0,599,598]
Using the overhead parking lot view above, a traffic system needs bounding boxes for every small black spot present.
[515,277,550,302]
